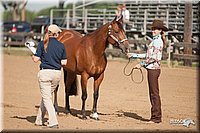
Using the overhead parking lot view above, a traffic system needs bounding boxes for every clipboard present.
[25,41,36,54]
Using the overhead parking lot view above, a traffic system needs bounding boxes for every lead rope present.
[123,58,144,84]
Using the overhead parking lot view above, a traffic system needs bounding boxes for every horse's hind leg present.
[64,70,77,114]
[64,70,70,114]
[54,85,59,115]
[81,73,89,119]
[91,73,104,120]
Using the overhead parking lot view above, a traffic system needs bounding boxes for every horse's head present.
[107,15,130,54]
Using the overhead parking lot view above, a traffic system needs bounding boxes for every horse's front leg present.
[54,85,59,115]
[91,73,104,120]
[81,73,89,119]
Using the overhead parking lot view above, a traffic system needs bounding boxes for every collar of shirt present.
[153,34,161,40]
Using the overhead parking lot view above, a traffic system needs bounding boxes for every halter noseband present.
[108,25,128,45]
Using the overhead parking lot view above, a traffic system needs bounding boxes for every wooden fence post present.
[143,9,147,35]
[107,44,113,59]
[84,9,88,33]
[167,40,171,68]
[66,10,70,29]
[183,2,193,66]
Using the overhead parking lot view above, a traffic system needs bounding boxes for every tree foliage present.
[2,1,117,22]
[3,9,37,22]
[37,6,57,17]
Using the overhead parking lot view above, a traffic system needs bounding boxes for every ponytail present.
[44,32,49,53]
[161,31,166,48]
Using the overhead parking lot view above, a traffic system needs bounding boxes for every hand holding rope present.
[123,58,144,84]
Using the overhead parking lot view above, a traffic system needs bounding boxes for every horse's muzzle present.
[119,40,130,54]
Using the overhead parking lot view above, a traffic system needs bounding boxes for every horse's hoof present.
[93,117,99,121]
[55,111,59,115]
[65,110,71,114]
[91,117,99,121]
[82,115,87,120]
[91,112,99,120]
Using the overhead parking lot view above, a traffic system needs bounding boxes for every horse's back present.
[58,29,82,46]
[58,29,83,71]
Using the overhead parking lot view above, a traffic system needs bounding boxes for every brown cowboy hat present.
[147,19,168,31]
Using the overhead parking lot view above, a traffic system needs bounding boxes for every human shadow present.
[10,105,51,124]
[11,115,48,124]
[117,110,149,122]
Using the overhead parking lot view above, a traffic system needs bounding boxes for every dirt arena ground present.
[2,52,199,132]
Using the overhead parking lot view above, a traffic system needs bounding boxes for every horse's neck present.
[90,23,109,54]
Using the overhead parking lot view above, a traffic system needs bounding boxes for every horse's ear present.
[112,16,117,23]
[114,15,123,23]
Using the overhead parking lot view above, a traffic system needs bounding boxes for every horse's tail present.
[64,70,79,96]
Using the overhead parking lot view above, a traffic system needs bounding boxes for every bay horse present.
[55,16,130,120]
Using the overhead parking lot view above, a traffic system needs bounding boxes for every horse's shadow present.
[57,105,149,122]
[56,106,93,119]
[11,106,149,124]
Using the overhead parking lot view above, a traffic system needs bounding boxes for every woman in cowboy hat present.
[127,19,168,123]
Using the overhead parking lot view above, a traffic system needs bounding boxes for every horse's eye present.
[115,31,119,34]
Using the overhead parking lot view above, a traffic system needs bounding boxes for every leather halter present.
[108,24,128,45]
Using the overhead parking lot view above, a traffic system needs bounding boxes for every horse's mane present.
[86,23,110,36]
[61,28,83,37]
[86,20,124,37]
[116,21,124,32]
